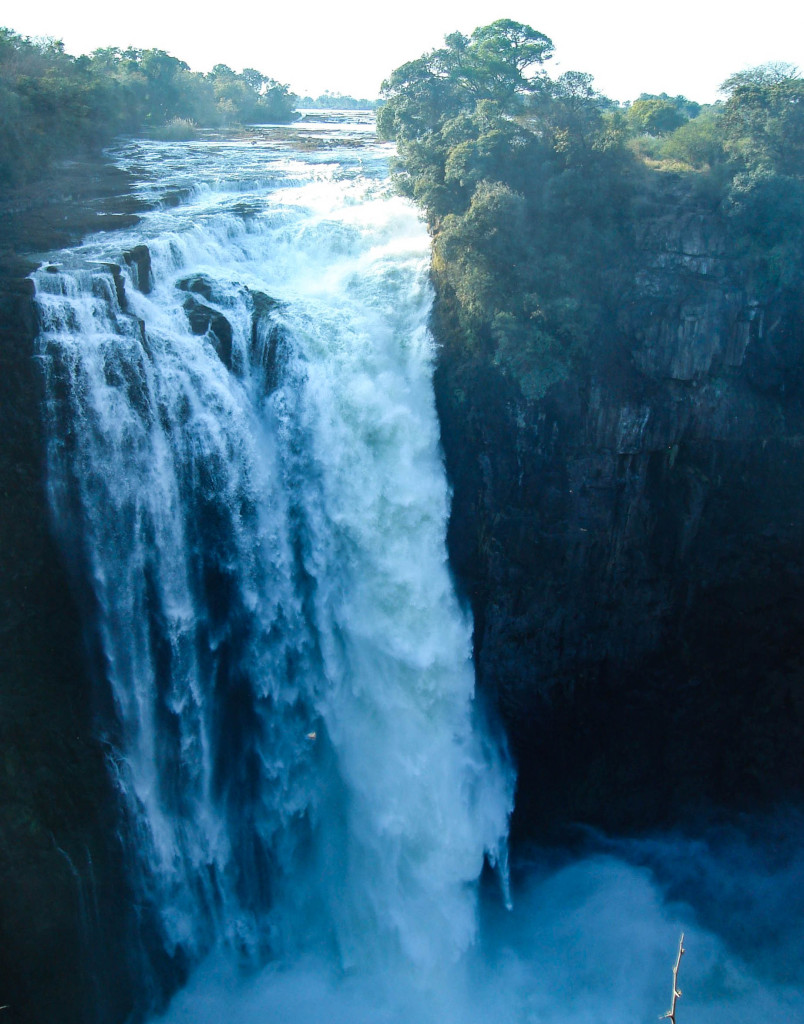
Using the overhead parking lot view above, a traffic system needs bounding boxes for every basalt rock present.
[181,293,234,370]
[101,262,128,312]
[176,273,216,302]
[434,182,804,842]
[248,288,283,392]
[123,244,153,295]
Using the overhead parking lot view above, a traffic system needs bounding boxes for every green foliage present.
[658,110,725,169]
[0,28,298,185]
[727,170,804,288]
[434,180,528,325]
[719,63,804,176]
[381,30,804,396]
[379,23,638,394]
[637,91,701,120]
[299,92,380,109]
[626,97,687,136]
[527,72,628,163]
[151,117,198,141]
[0,29,116,183]
[378,19,553,143]
[705,64,804,288]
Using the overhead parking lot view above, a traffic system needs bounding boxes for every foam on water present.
[35,118,513,985]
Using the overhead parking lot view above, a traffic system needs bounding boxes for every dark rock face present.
[182,293,235,369]
[434,194,804,841]
[176,273,216,302]
[248,289,283,393]
[177,277,282,380]
[123,244,153,295]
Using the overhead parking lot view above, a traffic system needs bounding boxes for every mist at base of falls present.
[31,115,804,1024]
[159,818,804,1024]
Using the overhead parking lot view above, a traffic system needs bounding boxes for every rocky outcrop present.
[181,291,235,368]
[123,244,153,295]
[434,183,804,841]
[177,273,283,380]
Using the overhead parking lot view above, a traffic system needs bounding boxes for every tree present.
[242,68,267,93]
[463,20,554,102]
[0,28,299,184]
[659,111,724,170]
[138,49,190,121]
[719,63,804,176]
[378,20,553,141]
[627,97,687,136]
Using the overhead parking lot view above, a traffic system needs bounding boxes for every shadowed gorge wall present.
[0,274,135,1024]
[376,24,804,842]
[433,178,804,839]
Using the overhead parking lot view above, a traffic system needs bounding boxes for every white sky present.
[4,0,804,103]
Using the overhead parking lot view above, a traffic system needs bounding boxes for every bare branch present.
[660,932,685,1024]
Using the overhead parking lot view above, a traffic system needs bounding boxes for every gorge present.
[1,32,804,1024]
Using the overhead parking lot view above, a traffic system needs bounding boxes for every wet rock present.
[100,262,127,311]
[248,288,283,392]
[123,244,152,294]
[0,160,144,259]
[161,187,193,209]
[176,273,216,302]
[0,159,168,1024]
[182,294,234,369]
[0,269,145,1024]
[248,287,279,319]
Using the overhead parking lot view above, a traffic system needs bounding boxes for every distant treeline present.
[299,92,380,109]
[0,28,299,185]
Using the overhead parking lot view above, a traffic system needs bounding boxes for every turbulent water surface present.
[33,114,804,1024]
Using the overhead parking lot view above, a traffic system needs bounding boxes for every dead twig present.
[661,932,685,1024]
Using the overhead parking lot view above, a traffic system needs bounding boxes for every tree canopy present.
[377,30,804,395]
[377,19,553,142]
[719,63,804,176]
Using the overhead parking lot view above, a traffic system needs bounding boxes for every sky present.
[5,0,804,103]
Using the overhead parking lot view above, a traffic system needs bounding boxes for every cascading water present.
[34,114,514,1009]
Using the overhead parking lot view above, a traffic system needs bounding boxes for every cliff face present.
[434,185,804,840]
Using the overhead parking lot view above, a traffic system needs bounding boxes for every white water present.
[33,116,804,1023]
[35,115,512,990]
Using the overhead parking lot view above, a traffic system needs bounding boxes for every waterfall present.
[29,117,804,1024]
[34,119,514,997]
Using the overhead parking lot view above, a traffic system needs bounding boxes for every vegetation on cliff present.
[0,28,298,185]
[378,20,804,395]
